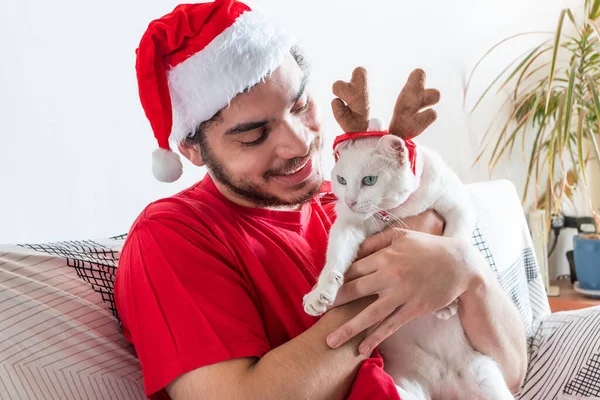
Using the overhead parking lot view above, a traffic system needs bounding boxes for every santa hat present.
[333,119,417,175]
[135,0,295,182]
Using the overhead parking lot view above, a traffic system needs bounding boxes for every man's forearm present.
[458,248,527,392]
[243,297,374,400]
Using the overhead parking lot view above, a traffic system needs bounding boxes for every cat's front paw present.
[303,271,344,316]
[434,300,458,320]
[303,289,331,316]
[303,285,340,317]
[329,270,344,287]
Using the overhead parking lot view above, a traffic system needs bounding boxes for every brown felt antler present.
[331,67,370,133]
[388,69,440,140]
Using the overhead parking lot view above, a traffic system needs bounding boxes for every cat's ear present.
[374,135,407,165]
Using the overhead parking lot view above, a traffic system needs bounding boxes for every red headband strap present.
[333,131,417,175]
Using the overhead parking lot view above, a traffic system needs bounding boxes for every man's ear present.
[177,141,205,167]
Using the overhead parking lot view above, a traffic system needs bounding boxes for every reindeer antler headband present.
[330,67,440,175]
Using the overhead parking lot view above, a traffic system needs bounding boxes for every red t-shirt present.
[114,174,400,399]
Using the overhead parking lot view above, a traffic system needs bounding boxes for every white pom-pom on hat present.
[368,117,385,131]
[152,148,183,183]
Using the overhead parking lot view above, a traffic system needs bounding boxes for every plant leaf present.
[588,19,600,42]
[514,48,552,100]
[566,9,578,29]
[469,60,522,114]
[465,31,555,101]
[497,42,551,94]
[577,110,588,186]
[523,92,543,153]
[546,9,568,112]
[469,47,547,115]
[548,123,559,207]
[568,134,579,171]
[492,110,532,170]
[471,96,514,167]
[556,91,566,155]
[488,90,539,166]
[563,62,578,153]
[523,117,548,203]
[586,73,600,121]
[585,74,600,163]
[591,0,600,20]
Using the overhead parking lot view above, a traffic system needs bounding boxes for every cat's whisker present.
[392,204,411,215]
[367,214,375,227]
[387,216,410,231]
[372,206,411,231]
[368,215,385,236]
[381,215,408,231]
[371,197,398,203]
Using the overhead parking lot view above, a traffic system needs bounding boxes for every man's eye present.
[292,96,310,114]
[240,127,270,147]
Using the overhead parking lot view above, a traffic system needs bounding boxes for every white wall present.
[0,0,572,244]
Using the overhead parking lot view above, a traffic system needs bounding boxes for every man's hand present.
[395,209,444,236]
[325,229,479,355]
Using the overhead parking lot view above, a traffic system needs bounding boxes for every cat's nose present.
[345,198,357,210]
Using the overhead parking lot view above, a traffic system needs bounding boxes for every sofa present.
[0,179,598,399]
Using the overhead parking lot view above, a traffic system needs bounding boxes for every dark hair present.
[184,45,309,147]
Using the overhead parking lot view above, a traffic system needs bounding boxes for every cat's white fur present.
[303,135,513,399]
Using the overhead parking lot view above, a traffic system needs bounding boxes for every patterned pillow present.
[467,180,551,336]
[518,307,600,399]
[0,237,144,399]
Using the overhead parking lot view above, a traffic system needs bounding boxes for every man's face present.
[183,54,324,208]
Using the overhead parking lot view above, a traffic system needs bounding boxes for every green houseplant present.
[466,0,600,232]
[466,0,600,289]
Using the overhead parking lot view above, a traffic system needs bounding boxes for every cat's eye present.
[337,175,347,185]
[362,176,378,186]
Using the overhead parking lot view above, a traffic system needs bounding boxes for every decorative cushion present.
[517,307,600,399]
[0,237,144,399]
[467,179,551,336]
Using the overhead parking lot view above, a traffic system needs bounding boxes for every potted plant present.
[466,0,600,291]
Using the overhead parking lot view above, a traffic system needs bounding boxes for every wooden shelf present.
[548,279,600,312]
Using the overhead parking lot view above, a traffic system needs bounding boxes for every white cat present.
[302,127,513,399]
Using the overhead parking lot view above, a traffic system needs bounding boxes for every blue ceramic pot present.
[573,235,600,290]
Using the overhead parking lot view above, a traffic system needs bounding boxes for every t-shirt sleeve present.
[348,350,401,400]
[115,216,271,398]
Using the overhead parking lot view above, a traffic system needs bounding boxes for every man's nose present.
[276,121,311,159]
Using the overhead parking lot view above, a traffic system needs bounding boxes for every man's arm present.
[166,211,443,400]
[458,247,527,392]
[167,296,374,400]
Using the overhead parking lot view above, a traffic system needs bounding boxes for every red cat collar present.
[332,130,417,175]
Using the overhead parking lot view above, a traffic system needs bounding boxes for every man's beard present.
[201,136,324,208]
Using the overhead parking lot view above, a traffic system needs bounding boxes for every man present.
[115,1,527,399]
